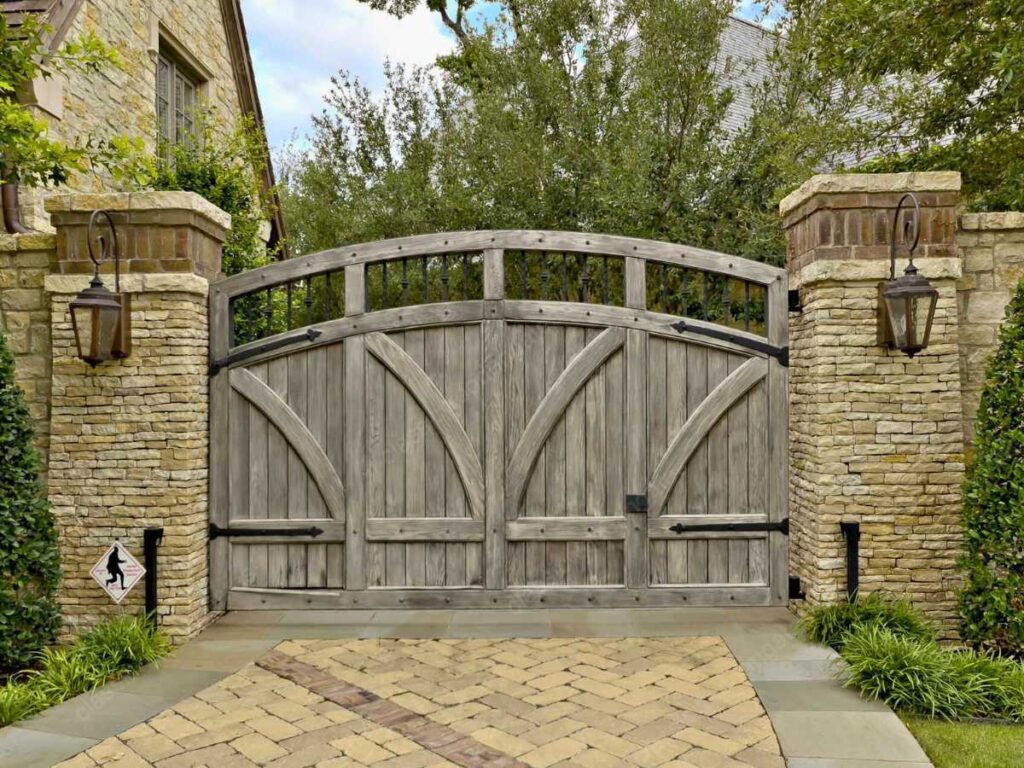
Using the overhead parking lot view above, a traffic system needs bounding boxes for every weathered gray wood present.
[285,354,308,587]
[306,348,328,587]
[706,350,730,585]
[506,327,625,520]
[248,366,269,588]
[507,518,626,541]
[209,285,232,607]
[345,264,364,315]
[384,336,406,587]
[423,327,446,586]
[482,248,504,300]
[727,354,749,516]
[665,339,687,516]
[767,277,789,605]
[584,326,606,586]
[366,331,486,522]
[483,319,506,589]
[344,336,367,590]
[231,368,346,522]
[464,325,483,587]
[648,358,768,517]
[444,324,467,586]
[325,344,345,587]
[624,256,646,310]
[228,584,773,610]
[404,329,426,587]
[366,518,485,541]
[227,387,250,589]
[263,358,289,587]
[624,328,648,588]
[217,230,785,301]
[544,326,567,586]
[365,350,386,587]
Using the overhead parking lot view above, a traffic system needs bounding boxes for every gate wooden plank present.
[249,366,269,588]
[444,324,467,585]
[209,289,231,609]
[604,344,624,587]
[286,354,308,587]
[767,278,789,604]
[306,347,328,587]
[665,339,688,584]
[544,328,568,587]
[625,330,647,589]
[385,336,407,587]
[523,324,546,585]
[229,389,251,588]
[648,336,667,586]
[728,354,749,517]
[404,329,426,587]
[483,319,506,589]
[464,324,483,587]
[365,349,386,586]
[707,349,730,584]
[326,343,346,588]
[424,327,447,586]
[264,358,289,588]
[584,326,606,586]
[344,336,367,590]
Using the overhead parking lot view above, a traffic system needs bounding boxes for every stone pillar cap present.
[44,191,231,232]
[780,172,962,218]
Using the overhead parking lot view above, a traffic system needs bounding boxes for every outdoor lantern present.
[877,192,938,357]
[69,210,131,366]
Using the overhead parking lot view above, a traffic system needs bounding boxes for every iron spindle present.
[722,279,732,328]
[286,281,293,330]
[541,251,549,300]
[602,256,609,304]
[580,254,590,303]
[462,254,469,300]
[520,251,528,299]
[304,278,313,326]
[325,272,333,319]
[264,287,272,338]
[422,257,429,303]
[560,253,568,301]
[441,255,449,301]
[660,263,668,312]
[681,269,690,317]
[401,258,409,305]
[744,283,751,331]
[702,273,709,321]
[381,262,389,309]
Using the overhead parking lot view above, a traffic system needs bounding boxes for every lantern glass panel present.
[885,293,909,349]
[71,299,121,365]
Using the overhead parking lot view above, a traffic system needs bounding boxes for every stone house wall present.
[18,0,245,230]
[956,212,1024,449]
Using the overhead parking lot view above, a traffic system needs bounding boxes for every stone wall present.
[782,173,967,630]
[18,0,245,230]
[42,192,227,641]
[956,212,1024,449]
[0,233,56,464]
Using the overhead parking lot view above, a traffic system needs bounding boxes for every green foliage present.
[0,615,170,727]
[0,333,60,673]
[841,626,1024,722]
[799,594,937,652]
[776,0,1024,211]
[110,110,277,276]
[280,0,826,264]
[958,278,1024,657]
[0,14,121,186]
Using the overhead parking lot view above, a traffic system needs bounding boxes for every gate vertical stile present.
[767,277,789,605]
[482,248,506,590]
[624,256,648,589]
[344,264,367,591]
[209,284,231,610]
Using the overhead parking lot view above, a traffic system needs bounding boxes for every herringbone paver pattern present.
[54,637,782,768]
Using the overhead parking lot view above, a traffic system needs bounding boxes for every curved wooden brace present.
[506,327,626,518]
[230,368,346,522]
[365,332,487,521]
[648,357,769,517]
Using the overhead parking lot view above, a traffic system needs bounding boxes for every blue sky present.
[241,0,768,149]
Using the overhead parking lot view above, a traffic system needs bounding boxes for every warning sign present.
[90,542,145,604]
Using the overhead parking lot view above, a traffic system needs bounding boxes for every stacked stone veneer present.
[956,212,1024,449]
[781,173,967,629]
[0,232,55,464]
[43,192,228,640]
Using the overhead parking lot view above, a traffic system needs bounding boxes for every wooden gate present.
[209,232,788,609]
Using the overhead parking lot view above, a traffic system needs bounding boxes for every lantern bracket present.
[888,192,921,280]
[88,209,122,293]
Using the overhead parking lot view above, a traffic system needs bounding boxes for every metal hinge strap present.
[668,518,789,535]
[210,327,322,376]
[670,320,788,366]
[208,523,325,540]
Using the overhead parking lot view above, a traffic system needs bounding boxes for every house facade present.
[1,0,281,245]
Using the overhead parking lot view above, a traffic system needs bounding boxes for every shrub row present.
[0,615,170,727]
[800,597,1024,722]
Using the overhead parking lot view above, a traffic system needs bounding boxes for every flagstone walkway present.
[0,609,932,768]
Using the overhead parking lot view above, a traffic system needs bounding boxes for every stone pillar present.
[956,212,1024,450]
[0,232,56,463]
[781,173,966,630]
[43,192,229,641]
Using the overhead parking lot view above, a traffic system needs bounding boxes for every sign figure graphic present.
[90,542,145,604]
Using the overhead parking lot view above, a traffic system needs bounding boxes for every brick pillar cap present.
[44,191,231,232]
[780,172,962,218]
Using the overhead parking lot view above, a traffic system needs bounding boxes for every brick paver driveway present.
[56,637,783,768]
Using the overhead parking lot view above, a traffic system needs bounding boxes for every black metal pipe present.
[840,521,861,601]
[143,528,164,627]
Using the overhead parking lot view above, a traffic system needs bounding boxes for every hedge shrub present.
[959,278,1024,656]
[0,332,61,672]
[798,593,937,652]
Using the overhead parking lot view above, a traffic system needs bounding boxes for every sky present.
[241,0,769,150]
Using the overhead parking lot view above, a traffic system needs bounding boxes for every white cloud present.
[241,0,456,147]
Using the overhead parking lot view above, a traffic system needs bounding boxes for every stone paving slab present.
[51,636,785,768]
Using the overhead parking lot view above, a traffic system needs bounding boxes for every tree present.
[776,0,1024,210]
[0,14,119,188]
[0,332,61,672]
[958,279,1024,656]
[280,0,828,264]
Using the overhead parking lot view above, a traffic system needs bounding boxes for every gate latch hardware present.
[670,320,788,367]
[626,494,648,514]
[668,518,789,535]
[208,523,325,540]
[210,327,322,376]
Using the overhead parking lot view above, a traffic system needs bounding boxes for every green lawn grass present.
[904,716,1024,768]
